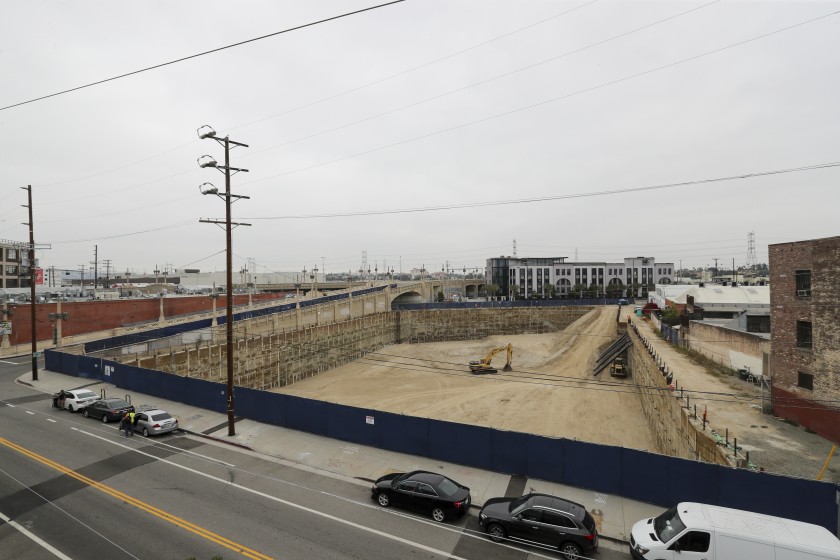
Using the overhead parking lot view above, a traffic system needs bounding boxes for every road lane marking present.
[155,440,236,467]
[26,410,35,415]
[47,418,57,423]
[76,428,475,560]
[0,437,274,560]
[0,508,73,559]
[6,404,15,407]
[0,360,20,365]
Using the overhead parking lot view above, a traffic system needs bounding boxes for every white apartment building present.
[489,256,675,299]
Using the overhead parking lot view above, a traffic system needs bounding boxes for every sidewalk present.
[17,369,663,549]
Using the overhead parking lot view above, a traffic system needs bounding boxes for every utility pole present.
[91,245,98,291]
[22,185,37,381]
[198,125,250,438]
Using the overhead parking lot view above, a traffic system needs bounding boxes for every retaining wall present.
[122,306,594,390]
[629,323,736,466]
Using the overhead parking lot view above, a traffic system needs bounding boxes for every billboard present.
[34,268,44,285]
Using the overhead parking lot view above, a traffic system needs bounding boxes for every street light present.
[197,124,251,438]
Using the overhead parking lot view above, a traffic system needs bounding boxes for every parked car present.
[479,493,598,559]
[133,408,178,437]
[82,398,135,423]
[51,389,99,412]
[372,470,471,522]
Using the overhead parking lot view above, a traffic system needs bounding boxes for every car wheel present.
[432,507,446,523]
[142,428,150,438]
[83,409,90,418]
[559,542,582,560]
[377,493,390,507]
[67,405,74,413]
[101,414,109,423]
[487,523,506,542]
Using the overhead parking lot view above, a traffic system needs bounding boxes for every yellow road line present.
[0,437,274,560]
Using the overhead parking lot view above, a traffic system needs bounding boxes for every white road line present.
[0,509,74,559]
[47,418,57,423]
[0,360,20,365]
[76,428,473,560]
[26,410,35,415]
[6,404,15,408]
[155,440,235,467]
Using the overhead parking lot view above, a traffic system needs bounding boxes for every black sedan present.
[372,470,471,522]
[82,398,135,423]
[479,493,598,559]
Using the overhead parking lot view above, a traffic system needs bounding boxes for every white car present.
[52,389,99,412]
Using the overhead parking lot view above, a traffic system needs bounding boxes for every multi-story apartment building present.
[485,256,675,299]
[769,235,840,443]
[0,240,27,289]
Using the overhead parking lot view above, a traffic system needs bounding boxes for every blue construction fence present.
[46,350,839,534]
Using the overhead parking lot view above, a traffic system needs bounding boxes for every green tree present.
[436,290,445,302]
[661,306,680,326]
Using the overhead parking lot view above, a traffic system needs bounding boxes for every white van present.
[630,502,840,560]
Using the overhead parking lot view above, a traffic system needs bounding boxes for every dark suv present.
[479,493,598,559]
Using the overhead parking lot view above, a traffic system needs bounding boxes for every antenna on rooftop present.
[512,239,517,258]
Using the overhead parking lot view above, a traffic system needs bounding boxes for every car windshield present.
[653,506,686,543]
[108,400,130,409]
[436,477,460,497]
[509,495,532,514]
[76,390,97,398]
[151,412,171,421]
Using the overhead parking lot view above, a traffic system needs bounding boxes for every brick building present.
[769,236,840,443]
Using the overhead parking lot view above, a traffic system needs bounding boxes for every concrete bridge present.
[260,279,487,301]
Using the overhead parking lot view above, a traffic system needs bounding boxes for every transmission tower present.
[746,231,757,269]
[360,251,368,279]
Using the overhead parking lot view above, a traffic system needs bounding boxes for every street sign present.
[32,351,42,358]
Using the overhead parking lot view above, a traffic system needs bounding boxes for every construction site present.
[107,286,838,482]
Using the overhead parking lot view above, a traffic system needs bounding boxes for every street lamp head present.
[197,155,217,168]
[197,125,216,139]
[199,182,219,195]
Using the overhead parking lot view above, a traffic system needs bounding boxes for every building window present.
[797,371,814,391]
[7,249,17,260]
[796,270,811,297]
[796,321,812,349]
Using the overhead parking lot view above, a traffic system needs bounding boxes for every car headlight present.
[633,543,649,556]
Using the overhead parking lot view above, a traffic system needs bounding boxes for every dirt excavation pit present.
[274,307,658,452]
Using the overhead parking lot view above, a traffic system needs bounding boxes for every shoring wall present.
[124,306,594,390]
[629,322,739,466]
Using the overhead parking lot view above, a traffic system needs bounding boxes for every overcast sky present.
[1,0,838,279]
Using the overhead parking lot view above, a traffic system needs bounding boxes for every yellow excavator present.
[469,343,513,374]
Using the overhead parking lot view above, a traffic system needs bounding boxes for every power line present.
[243,161,840,219]
[242,0,721,161]
[30,1,595,190]
[0,1,406,112]
[241,7,840,187]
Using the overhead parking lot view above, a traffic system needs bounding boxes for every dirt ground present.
[274,306,658,452]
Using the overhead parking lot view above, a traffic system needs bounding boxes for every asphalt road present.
[0,360,631,560]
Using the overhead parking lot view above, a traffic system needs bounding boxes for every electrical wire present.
[0,1,406,112]
[240,8,840,187]
[243,161,840,219]
[242,0,721,161]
